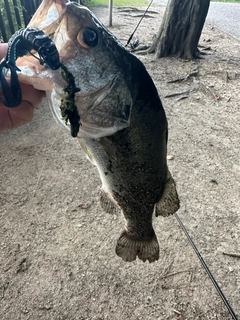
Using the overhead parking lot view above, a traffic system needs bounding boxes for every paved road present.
[154,1,240,41]
[207,2,240,40]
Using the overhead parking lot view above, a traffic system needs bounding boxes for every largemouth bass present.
[16,0,180,262]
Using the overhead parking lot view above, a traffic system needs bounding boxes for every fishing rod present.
[125,0,154,47]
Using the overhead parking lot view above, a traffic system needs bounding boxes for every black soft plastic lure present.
[60,63,81,137]
[0,27,60,108]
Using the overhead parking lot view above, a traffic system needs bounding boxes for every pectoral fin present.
[155,168,180,217]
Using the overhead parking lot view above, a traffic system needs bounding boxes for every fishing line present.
[125,0,154,47]
[174,212,238,320]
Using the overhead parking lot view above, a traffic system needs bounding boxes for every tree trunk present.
[149,0,210,60]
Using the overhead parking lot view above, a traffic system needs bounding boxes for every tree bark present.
[149,0,210,60]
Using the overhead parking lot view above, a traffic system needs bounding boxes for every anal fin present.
[155,168,180,217]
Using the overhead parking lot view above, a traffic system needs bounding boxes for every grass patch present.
[87,0,147,7]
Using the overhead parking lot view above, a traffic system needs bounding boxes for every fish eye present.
[77,28,98,48]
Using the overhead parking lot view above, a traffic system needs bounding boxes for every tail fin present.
[115,230,159,263]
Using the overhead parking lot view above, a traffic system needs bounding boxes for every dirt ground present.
[0,4,240,320]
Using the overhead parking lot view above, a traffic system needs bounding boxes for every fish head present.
[17,0,133,138]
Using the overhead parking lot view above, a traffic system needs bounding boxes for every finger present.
[20,82,46,108]
[6,101,35,129]
[0,79,45,109]
[0,84,45,132]
[0,100,34,132]
[0,43,8,60]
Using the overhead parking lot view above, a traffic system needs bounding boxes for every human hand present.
[0,43,46,132]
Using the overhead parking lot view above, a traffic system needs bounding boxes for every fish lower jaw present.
[115,229,159,263]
